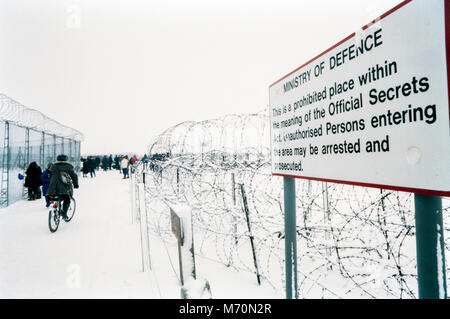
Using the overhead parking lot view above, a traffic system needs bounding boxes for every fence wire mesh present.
[1,94,83,207]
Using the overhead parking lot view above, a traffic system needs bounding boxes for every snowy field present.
[0,169,278,299]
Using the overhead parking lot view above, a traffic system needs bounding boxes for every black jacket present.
[24,162,42,188]
[47,161,79,196]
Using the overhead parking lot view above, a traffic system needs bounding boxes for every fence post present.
[53,134,56,161]
[176,167,180,194]
[231,172,238,245]
[171,208,185,285]
[322,182,329,219]
[22,128,30,199]
[0,122,10,207]
[130,167,136,224]
[134,175,145,272]
[306,180,312,218]
[40,132,45,167]
[239,183,261,285]
[171,207,196,281]
[138,174,151,271]
[414,193,447,299]
[380,188,386,212]
[25,128,29,165]
[142,172,152,270]
[171,205,211,299]
[284,177,298,299]
[322,182,332,260]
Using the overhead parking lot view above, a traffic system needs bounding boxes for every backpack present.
[60,171,73,186]
[54,165,73,188]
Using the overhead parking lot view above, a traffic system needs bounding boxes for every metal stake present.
[414,193,447,299]
[284,177,298,299]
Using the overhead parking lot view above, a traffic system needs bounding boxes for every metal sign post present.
[414,194,447,299]
[284,177,298,299]
[171,208,184,285]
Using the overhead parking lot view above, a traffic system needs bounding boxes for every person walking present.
[24,162,42,201]
[120,155,129,179]
[108,155,113,170]
[47,154,79,218]
[81,158,89,177]
[114,155,120,171]
[40,164,52,207]
[87,157,96,178]
[102,155,108,171]
[95,157,101,171]
[142,154,148,170]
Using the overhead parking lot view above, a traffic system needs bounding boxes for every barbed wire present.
[0,93,84,141]
[140,109,449,299]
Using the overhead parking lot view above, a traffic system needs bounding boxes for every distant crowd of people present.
[81,154,149,179]
[22,153,151,209]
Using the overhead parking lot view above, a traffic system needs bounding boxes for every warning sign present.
[269,0,450,196]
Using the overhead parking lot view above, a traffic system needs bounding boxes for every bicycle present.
[48,195,76,233]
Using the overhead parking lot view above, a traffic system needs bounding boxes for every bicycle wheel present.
[48,207,60,232]
[64,197,76,222]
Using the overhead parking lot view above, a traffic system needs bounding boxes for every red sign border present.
[269,0,450,197]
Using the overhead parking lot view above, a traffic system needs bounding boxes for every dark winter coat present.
[87,158,97,171]
[102,156,108,168]
[40,169,51,196]
[47,161,79,197]
[82,160,89,174]
[24,162,42,189]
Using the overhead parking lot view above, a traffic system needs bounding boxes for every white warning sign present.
[269,0,450,196]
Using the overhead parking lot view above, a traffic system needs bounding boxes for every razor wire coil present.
[141,108,449,299]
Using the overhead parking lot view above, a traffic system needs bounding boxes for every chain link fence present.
[1,94,83,207]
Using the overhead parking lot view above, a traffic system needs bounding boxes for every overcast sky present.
[0,0,402,155]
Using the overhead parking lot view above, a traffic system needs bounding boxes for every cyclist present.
[46,154,79,218]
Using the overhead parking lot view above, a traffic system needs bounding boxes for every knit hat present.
[57,154,68,161]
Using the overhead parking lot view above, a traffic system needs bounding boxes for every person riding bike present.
[46,154,79,218]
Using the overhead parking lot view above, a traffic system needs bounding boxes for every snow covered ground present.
[0,169,279,299]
